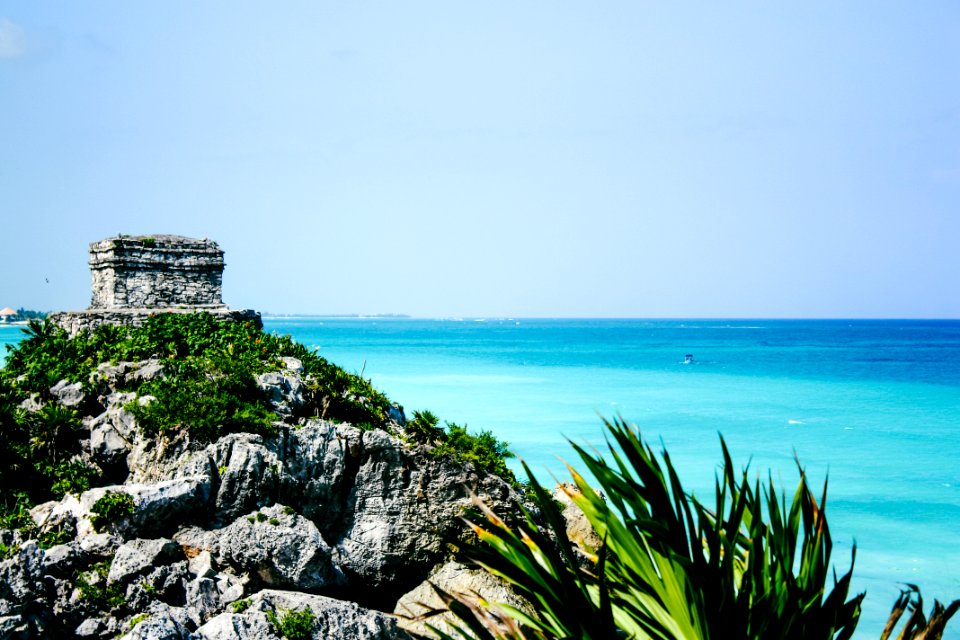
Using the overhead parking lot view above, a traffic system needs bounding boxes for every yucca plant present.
[429,417,865,640]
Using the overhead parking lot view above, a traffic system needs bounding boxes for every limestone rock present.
[74,617,109,637]
[278,421,360,539]
[188,551,217,580]
[50,379,85,408]
[71,477,211,539]
[77,532,121,558]
[117,603,192,640]
[207,435,283,524]
[30,498,78,540]
[130,359,164,384]
[17,393,42,413]
[257,365,306,416]
[195,589,413,640]
[279,357,303,373]
[0,615,30,639]
[88,404,137,475]
[0,541,45,615]
[333,429,517,599]
[192,607,278,640]
[178,505,343,591]
[41,542,83,577]
[126,431,282,526]
[107,538,182,584]
[394,561,533,637]
[553,483,603,551]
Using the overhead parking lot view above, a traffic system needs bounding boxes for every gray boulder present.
[66,477,212,539]
[41,542,83,577]
[17,393,43,413]
[333,429,517,597]
[50,379,85,408]
[394,561,533,638]
[117,603,191,640]
[88,403,139,473]
[0,615,30,639]
[127,432,283,526]
[553,483,603,552]
[78,532,121,558]
[256,365,306,416]
[195,589,412,640]
[74,617,111,638]
[108,538,182,584]
[176,505,343,591]
[0,541,45,617]
[278,421,361,539]
[90,359,165,395]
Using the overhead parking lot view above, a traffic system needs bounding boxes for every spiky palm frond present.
[441,417,866,640]
[880,585,960,640]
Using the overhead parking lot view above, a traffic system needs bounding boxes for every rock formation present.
[49,235,260,336]
[0,235,547,639]
[0,358,523,639]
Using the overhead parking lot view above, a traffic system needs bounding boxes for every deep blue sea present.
[3,318,958,637]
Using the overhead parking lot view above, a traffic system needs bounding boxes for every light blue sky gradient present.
[1,2,958,317]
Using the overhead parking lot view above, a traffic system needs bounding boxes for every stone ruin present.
[89,235,225,309]
[50,235,261,335]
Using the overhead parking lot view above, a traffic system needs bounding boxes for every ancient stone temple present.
[50,235,261,335]
[89,235,226,309]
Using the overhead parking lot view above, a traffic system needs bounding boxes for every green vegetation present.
[127,613,149,627]
[436,417,958,640]
[230,598,251,613]
[0,313,412,527]
[75,560,125,610]
[89,491,136,532]
[267,606,316,640]
[0,311,516,575]
[128,354,278,441]
[406,409,516,485]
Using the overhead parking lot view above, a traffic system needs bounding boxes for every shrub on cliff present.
[0,313,516,527]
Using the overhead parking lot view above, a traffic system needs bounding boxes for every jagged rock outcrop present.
[394,561,534,638]
[194,590,413,640]
[0,361,523,639]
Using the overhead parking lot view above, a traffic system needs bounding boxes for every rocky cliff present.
[0,315,527,639]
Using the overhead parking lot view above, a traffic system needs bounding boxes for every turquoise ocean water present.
[3,318,958,636]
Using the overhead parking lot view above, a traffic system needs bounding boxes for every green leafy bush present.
[89,491,136,532]
[405,409,516,485]
[267,606,316,640]
[406,409,443,444]
[128,355,277,441]
[0,313,517,540]
[75,560,125,610]
[127,613,149,628]
[0,314,396,523]
[432,422,515,485]
[231,598,251,613]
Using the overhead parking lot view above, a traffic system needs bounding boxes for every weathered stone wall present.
[48,308,263,336]
[51,234,259,336]
[90,235,225,309]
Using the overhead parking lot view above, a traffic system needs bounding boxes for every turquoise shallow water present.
[3,318,959,636]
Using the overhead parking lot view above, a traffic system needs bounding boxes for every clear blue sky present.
[1,2,958,318]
